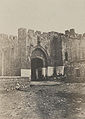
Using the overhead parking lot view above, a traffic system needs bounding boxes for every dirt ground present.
[0,82,85,119]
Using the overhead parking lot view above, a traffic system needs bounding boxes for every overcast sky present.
[0,0,85,35]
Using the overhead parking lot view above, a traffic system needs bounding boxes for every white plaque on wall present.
[21,69,31,78]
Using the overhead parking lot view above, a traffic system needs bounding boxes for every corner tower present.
[18,28,27,75]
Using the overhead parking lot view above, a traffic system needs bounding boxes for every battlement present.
[18,28,85,41]
[65,28,85,40]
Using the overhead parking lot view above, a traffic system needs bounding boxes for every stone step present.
[30,81,61,86]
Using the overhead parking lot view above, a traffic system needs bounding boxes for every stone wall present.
[50,35,63,66]
[0,34,19,76]
[61,29,85,79]
[0,28,85,81]
[0,76,30,91]
[64,29,85,63]
[18,28,27,70]
[19,28,63,68]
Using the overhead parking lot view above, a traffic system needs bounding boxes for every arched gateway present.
[31,46,48,81]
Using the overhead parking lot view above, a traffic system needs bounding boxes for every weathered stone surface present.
[0,28,85,81]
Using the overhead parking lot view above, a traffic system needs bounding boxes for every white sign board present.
[21,69,31,78]
[47,67,54,76]
[56,66,64,75]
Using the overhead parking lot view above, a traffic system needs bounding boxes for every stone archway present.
[31,47,48,81]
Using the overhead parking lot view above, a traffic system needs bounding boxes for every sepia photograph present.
[0,0,85,119]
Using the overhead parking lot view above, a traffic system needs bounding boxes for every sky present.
[0,0,85,35]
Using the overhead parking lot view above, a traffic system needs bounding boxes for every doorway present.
[31,58,43,80]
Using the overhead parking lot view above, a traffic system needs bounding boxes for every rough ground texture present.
[0,82,85,119]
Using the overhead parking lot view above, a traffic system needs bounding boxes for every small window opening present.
[76,69,80,77]
[65,52,68,61]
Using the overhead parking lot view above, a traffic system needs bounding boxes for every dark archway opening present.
[31,58,43,81]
